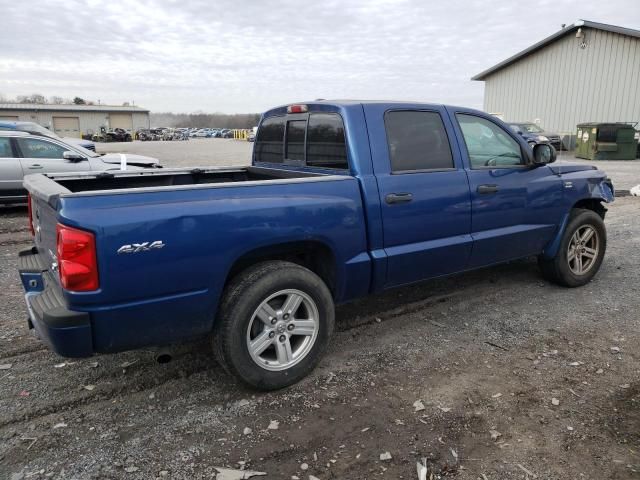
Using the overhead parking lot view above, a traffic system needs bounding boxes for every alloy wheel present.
[246,289,319,371]
[567,225,599,275]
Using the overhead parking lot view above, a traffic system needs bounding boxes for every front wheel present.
[213,261,334,390]
[538,208,606,287]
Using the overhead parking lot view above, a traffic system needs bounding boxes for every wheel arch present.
[224,240,338,298]
[572,198,607,219]
[542,199,607,260]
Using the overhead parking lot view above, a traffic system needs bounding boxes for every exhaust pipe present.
[154,351,173,364]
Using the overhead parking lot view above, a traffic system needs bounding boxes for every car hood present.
[99,153,161,166]
[549,162,597,174]
[523,131,558,138]
[63,137,95,148]
[539,131,560,138]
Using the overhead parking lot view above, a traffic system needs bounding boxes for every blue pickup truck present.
[19,101,614,389]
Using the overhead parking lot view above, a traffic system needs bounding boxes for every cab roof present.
[0,130,30,137]
[262,100,481,119]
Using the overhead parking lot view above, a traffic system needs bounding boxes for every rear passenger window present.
[254,116,285,163]
[286,120,306,161]
[0,138,13,158]
[307,113,348,169]
[385,111,453,172]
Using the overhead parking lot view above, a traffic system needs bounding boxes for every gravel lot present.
[0,141,639,479]
[96,138,253,168]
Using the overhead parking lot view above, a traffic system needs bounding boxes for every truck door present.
[0,137,25,200]
[364,104,472,288]
[449,110,563,268]
[15,137,91,176]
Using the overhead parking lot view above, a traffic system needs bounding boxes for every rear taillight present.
[27,194,35,236]
[56,224,99,291]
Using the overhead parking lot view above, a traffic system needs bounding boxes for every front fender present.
[541,176,614,260]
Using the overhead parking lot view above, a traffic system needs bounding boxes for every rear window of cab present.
[254,113,349,170]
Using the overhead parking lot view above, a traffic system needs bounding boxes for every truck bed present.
[24,166,332,203]
[22,163,369,355]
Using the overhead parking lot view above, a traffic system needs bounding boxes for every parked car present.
[221,129,234,138]
[136,129,154,141]
[19,101,613,390]
[0,130,161,204]
[247,130,256,142]
[92,127,132,143]
[508,122,562,150]
[194,129,212,138]
[0,121,96,151]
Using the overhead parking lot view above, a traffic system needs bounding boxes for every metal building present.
[0,103,150,138]
[472,20,640,142]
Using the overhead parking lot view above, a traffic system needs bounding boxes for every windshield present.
[520,123,544,133]
[15,122,61,138]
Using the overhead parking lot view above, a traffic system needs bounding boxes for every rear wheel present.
[538,208,606,287]
[213,261,334,390]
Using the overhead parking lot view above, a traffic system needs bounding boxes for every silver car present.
[0,131,161,204]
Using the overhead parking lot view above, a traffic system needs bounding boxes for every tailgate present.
[29,193,60,284]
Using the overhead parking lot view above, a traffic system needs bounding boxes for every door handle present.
[28,164,43,169]
[477,184,499,194]
[385,192,413,204]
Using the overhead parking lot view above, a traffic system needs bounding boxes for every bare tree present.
[50,96,65,104]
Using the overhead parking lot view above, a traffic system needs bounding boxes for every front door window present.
[456,114,523,168]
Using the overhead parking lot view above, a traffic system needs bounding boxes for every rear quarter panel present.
[56,177,369,351]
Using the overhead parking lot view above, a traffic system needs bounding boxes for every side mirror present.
[532,143,556,165]
[63,151,85,162]
[517,130,523,135]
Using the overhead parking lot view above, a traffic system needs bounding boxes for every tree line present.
[0,93,100,105]
[150,112,261,129]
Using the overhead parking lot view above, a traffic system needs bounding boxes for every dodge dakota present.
[19,101,614,389]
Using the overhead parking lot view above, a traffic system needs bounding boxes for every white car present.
[0,131,161,204]
[0,120,97,151]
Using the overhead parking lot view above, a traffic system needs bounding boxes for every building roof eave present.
[472,20,640,81]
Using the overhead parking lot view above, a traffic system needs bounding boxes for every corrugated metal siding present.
[0,109,149,136]
[483,28,640,135]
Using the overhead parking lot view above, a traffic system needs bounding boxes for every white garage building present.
[0,103,150,138]
[472,20,640,145]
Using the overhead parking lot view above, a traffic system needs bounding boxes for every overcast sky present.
[2,0,639,113]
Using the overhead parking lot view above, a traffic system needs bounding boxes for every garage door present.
[0,116,19,121]
[109,113,133,131]
[53,117,80,138]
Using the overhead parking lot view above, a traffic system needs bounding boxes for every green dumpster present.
[576,123,638,160]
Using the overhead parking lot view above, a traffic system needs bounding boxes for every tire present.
[212,261,335,390]
[538,208,606,287]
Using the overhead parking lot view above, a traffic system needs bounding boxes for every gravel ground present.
[96,140,640,192]
[96,138,252,168]
[556,153,640,192]
[0,194,638,479]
